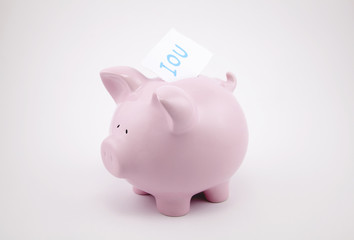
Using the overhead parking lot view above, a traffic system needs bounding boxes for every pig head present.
[100,66,199,179]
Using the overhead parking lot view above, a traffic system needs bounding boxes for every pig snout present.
[101,136,123,178]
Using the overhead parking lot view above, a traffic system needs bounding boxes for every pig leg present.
[155,195,191,217]
[204,182,229,203]
[133,186,149,195]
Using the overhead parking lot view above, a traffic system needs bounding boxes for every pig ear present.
[153,86,198,134]
[100,66,147,103]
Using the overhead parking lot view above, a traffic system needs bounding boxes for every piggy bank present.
[100,66,248,216]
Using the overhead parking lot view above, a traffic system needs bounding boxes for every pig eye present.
[125,129,128,134]
[117,124,120,128]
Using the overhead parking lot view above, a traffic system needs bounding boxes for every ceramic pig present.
[100,66,248,216]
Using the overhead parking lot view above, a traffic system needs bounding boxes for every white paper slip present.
[142,28,213,82]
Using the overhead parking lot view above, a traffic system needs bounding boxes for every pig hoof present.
[133,187,149,195]
[204,182,229,203]
[155,195,191,217]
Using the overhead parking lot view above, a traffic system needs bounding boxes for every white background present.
[1,0,353,239]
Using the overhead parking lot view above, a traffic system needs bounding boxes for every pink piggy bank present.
[100,66,248,216]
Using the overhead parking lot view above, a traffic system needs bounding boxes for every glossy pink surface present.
[100,66,248,216]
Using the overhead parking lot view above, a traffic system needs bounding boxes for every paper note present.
[142,29,213,81]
